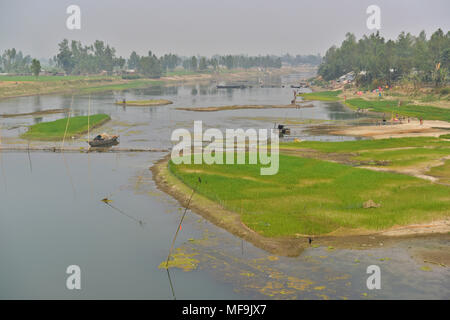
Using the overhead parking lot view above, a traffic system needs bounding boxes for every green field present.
[345,98,450,121]
[169,151,450,236]
[298,90,342,101]
[21,114,110,140]
[281,136,450,170]
[281,136,450,153]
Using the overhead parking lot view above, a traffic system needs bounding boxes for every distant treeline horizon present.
[318,28,449,87]
[0,39,322,78]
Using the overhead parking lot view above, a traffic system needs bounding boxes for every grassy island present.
[298,90,342,101]
[21,114,110,140]
[153,136,450,253]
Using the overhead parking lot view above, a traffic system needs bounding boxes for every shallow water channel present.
[0,76,449,299]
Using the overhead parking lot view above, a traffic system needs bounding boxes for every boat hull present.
[88,137,119,148]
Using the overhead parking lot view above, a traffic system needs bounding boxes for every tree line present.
[318,29,449,87]
[1,39,321,78]
[0,48,42,77]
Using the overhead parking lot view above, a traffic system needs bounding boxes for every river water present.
[0,75,449,299]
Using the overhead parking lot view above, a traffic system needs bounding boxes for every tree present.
[31,59,41,78]
[56,39,74,74]
[128,51,140,70]
[209,58,218,71]
[115,56,126,70]
[198,57,208,71]
[138,51,162,78]
[160,53,180,71]
[317,28,449,88]
[190,56,198,71]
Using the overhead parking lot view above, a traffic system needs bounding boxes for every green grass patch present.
[298,90,342,101]
[21,114,110,141]
[281,136,450,170]
[345,98,450,121]
[354,147,450,168]
[281,136,449,153]
[169,153,450,236]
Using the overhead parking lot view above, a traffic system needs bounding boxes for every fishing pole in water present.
[101,198,145,226]
[166,268,176,300]
[27,142,32,173]
[165,177,202,268]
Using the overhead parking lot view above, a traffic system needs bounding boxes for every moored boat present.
[88,133,119,147]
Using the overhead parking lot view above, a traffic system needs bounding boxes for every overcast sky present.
[0,0,449,59]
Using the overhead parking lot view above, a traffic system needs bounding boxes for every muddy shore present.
[176,103,314,112]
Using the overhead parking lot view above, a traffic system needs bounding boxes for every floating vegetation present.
[240,272,255,277]
[159,249,200,272]
[124,130,144,136]
[420,265,432,272]
[314,286,326,290]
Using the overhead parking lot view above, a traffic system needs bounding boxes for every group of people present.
[375,113,423,126]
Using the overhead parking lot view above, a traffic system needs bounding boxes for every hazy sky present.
[0,0,449,59]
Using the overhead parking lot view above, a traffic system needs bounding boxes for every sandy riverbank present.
[331,120,450,139]
[0,66,309,100]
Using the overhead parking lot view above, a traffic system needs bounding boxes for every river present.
[0,74,448,299]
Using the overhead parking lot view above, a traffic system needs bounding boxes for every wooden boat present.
[277,124,291,137]
[88,134,119,147]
